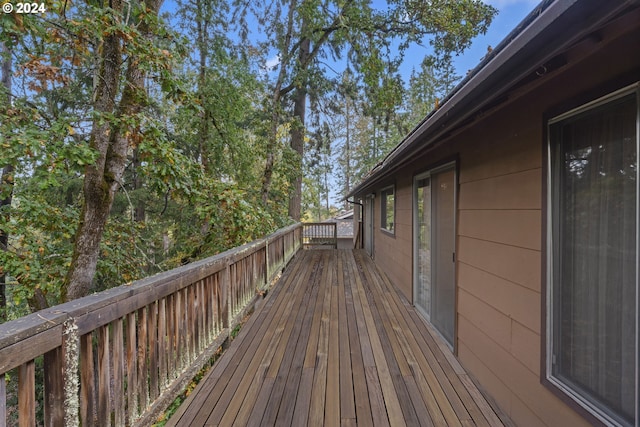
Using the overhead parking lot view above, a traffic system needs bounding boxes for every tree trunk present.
[133,147,145,222]
[261,0,297,206]
[63,0,163,301]
[63,13,123,301]
[261,99,279,205]
[344,95,351,210]
[287,36,309,221]
[0,165,12,320]
[1,42,13,320]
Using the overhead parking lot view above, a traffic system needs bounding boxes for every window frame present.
[545,83,639,427]
[380,185,396,235]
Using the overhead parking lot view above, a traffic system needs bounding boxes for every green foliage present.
[0,0,495,318]
[0,192,76,314]
[184,179,281,261]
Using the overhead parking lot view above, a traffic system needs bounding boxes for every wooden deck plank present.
[219,251,321,426]
[345,251,389,427]
[167,252,307,426]
[291,367,314,426]
[359,254,465,427]
[366,253,487,426]
[342,252,373,427]
[351,253,405,427]
[303,252,328,369]
[273,254,324,427]
[357,253,448,427]
[337,250,356,422]
[358,258,420,426]
[259,252,323,426]
[168,249,508,427]
[307,252,332,426]
[202,270,295,425]
[325,285,341,426]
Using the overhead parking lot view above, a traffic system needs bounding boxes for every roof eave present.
[347,0,634,199]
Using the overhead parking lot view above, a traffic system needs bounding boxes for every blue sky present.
[161,0,543,207]
[164,0,541,84]
[452,0,540,75]
[396,0,541,79]
[328,0,541,208]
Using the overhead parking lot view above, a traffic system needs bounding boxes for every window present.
[548,85,638,426]
[380,186,395,233]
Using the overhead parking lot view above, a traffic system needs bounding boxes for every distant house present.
[348,1,639,426]
[327,210,355,249]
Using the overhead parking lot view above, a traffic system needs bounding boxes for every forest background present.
[0,0,529,320]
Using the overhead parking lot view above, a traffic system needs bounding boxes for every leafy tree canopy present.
[0,0,495,318]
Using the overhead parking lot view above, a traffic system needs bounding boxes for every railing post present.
[333,222,337,249]
[223,257,232,336]
[265,238,270,287]
[63,319,80,427]
[299,224,303,252]
[44,347,64,426]
[0,374,5,424]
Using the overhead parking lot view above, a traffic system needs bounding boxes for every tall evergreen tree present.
[246,0,496,220]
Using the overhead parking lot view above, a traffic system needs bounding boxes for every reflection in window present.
[550,91,638,426]
[381,187,395,232]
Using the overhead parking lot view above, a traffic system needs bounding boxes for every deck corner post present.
[333,222,337,249]
[62,318,80,427]
[265,238,270,288]
[223,257,232,336]
[298,224,303,254]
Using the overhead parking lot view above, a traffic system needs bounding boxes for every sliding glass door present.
[414,165,456,346]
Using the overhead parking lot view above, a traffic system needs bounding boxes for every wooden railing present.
[302,222,337,249]
[0,223,302,427]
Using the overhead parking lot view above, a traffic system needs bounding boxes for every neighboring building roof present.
[334,210,354,220]
[347,0,638,198]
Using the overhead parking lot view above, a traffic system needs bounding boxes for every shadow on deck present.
[168,249,508,426]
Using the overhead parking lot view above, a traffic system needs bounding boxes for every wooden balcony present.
[0,224,302,426]
[0,224,508,426]
[167,249,507,427]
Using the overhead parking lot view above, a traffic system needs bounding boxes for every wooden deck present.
[167,250,507,427]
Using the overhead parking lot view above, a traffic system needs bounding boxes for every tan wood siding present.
[373,175,413,301]
[458,209,541,251]
[458,318,588,427]
[458,262,539,334]
[354,17,640,427]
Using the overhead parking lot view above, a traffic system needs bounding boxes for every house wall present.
[371,174,413,300]
[457,27,639,426]
[359,20,640,427]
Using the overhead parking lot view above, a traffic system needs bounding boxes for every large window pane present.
[416,178,431,318]
[381,187,395,232]
[551,93,637,425]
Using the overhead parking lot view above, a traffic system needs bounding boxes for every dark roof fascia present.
[347,0,634,198]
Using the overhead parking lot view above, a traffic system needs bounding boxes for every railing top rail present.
[0,222,302,362]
